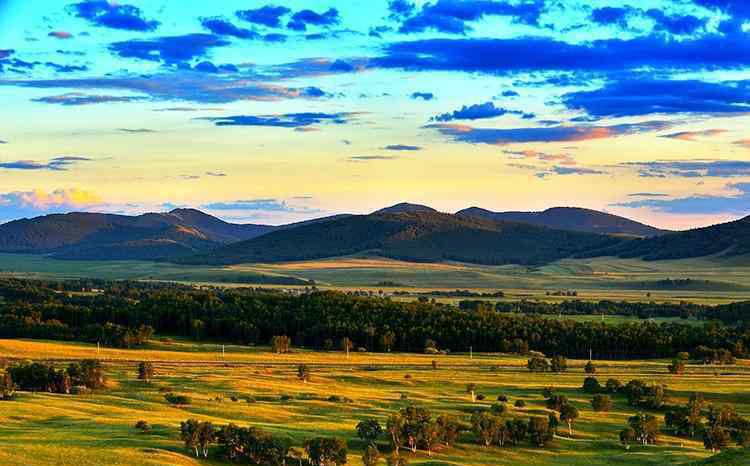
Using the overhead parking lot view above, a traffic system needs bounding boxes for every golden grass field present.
[0,338,748,466]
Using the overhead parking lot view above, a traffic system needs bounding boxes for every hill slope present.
[0,209,273,260]
[180,211,624,266]
[457,206,666,237]
[373,202,438,214]
[586,215,750,261]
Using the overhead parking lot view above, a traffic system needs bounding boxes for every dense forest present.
[0,279,748,360]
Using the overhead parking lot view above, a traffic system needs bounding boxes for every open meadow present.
[3,253,750,304]
[0,339,748,466]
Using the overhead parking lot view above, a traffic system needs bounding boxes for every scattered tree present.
[356,419,383,445]
[560,404,579,437]
[466,383,477,403]
[584,361,596,374]
[305,437,348,466]
[628,413,659,446]
[582,376,601,393]
[619,427,636,450]
[528,417,552,447]
[527,356,549,372]
[591,394,613,412]
[137,362,154,383]
[703,427,731,453]
[550,355,568,373]
[362,444,379,466]
[668,359,685,375]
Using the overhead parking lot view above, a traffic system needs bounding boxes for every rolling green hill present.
[0,209,273,260]
[583,215,750,261]
[457,206,667,237]
[180,211,624,266]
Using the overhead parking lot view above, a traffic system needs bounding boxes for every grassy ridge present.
[0,339,748,465]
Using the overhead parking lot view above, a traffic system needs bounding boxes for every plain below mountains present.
[0,202,747,265]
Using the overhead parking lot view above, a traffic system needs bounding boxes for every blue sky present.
[0,0,749,229]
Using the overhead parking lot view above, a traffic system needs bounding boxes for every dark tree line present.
[0,280,749,359]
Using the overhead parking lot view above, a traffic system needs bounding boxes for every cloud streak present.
[427,120,672,145]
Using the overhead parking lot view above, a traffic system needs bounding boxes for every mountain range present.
[0,203,746,265]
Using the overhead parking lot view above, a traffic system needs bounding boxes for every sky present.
[0,0,749,229]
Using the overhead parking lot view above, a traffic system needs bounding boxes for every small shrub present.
[515,400,526,408]
[582,376,601,393]
[164,393,191,405]
[591,394,613,412]
[476,393,486,401]
[400,392,408,400]
[497,395,509,402]
[135,420,151,433]
[491,403,507,415]
[230,395,239,402]
[280,394,292,401]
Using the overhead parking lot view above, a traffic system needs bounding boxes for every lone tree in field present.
[271,335,291,354]
[304,437,348,466]
[137,362,154,383]
[584,361,596,374]
[668,359,686,375]
[0,371,15,400]
[297,364,311,383]
[362,444,379,466]
[560,404,579,437]
[592,394,613,412]
[356,419,383,445]
[550,355,568,373]
[466,383,478,402]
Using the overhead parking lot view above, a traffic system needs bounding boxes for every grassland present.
[0,339,747,466]
[2,253,750,304]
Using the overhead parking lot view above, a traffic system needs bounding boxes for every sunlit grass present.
[0,339,747,465]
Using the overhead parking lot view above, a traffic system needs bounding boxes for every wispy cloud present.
[659,129,728,141]
[0,156,93,171]
[203,112,360,129]
[33,93,146,106]
[614,183,750,215]
[348,155,399,162]
[428,121,672,145]
[624,160,750,178]
[383,144,422,151]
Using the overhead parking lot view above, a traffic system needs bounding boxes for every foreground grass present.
[0,339,748,465]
